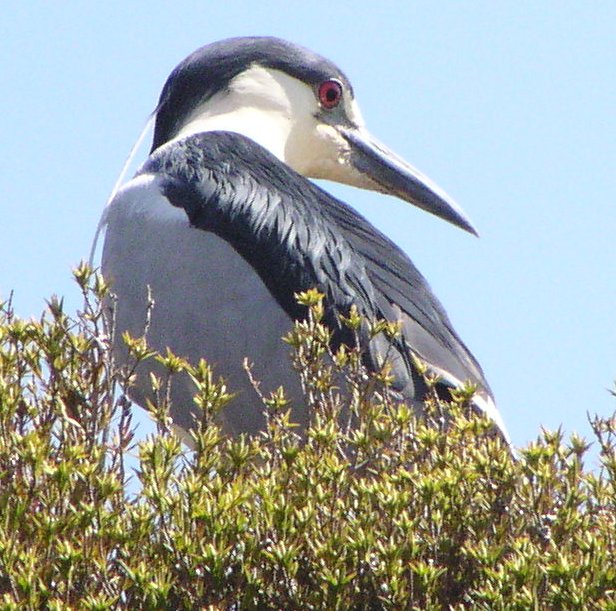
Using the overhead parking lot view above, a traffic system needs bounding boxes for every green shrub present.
[0,266,614,609]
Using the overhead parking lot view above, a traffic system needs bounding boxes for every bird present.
[96,36,509,441]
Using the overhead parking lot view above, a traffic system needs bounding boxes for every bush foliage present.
[0,266,615,609]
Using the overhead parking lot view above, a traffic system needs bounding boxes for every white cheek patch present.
[289,122,386,192]
[171,65,318,164]
[284,122,344,177]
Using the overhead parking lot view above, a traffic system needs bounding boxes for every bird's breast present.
[101,174,303,434]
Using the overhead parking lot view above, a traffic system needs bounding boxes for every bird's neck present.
[170,65,304,164]
[172,105,291,162]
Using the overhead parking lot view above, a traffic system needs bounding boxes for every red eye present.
[318,79,343,109]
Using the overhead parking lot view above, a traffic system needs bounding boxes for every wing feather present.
[145,131,492,403]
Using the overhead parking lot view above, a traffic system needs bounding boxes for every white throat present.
[172,65,304,162]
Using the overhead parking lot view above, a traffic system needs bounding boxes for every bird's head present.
[152,36,476,234]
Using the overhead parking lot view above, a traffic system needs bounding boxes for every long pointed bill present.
[341,127,478,236]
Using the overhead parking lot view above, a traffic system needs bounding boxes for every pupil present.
[319,81,340,107]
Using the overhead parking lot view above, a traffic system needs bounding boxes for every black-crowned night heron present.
[96,37,508,441]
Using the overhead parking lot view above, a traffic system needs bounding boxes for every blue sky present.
[2,2,615,457]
